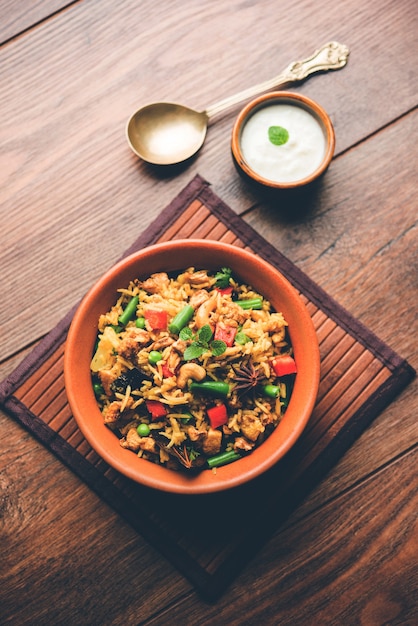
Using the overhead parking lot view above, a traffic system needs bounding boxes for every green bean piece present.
[148,350,163,364]
[136,423,151,437]
[189,381,230,397]
[262,384,281,398]
[135,316,146,329]
[236,297,263,310]
[168,304,194,334]
[178,412,194,423]
[207,450,241,469]
[118,295,139,325]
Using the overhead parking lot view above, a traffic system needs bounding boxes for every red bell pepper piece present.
[145,400,167,421]
[214,324,237,347]
[207,404,228,429]
[271,355,297,376]
[161,363,174,378]
[144,309,168,330]
[215,286,233,296]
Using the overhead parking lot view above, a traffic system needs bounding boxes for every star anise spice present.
[152,433,203,470]
[232,359,266,395]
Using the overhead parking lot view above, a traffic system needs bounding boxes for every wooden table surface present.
[1,1,417,624]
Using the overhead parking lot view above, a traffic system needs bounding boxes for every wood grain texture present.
[0,0,417,623]
[0,413,191,625]
[150,446,418,626]
[0,0,72,43]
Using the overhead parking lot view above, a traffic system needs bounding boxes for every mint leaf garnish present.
[179,327,193,341]
[268,125,289,146]
[210,340,227,356]
[197,324,213,344]
[183,344,205,361]
[181,324,226,360]
[215,267,232,288]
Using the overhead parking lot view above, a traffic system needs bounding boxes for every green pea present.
[235,331,250,345]
[263,384,280,398]
[136,423,151,437]
[135,316,146,328]
[148,350,163,364]
[93,382,104,397]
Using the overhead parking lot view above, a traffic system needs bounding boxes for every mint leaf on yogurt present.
[268,125,289,146]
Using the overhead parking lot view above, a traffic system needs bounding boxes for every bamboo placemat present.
[0,174,415,601]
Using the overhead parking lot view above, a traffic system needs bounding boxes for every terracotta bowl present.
[64,240,320,494]
[231,91,335,190]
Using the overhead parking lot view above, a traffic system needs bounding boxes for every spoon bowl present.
[126,42,349,166]
[126,103,209,165]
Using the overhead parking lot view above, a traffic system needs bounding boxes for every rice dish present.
[90,267,297,471]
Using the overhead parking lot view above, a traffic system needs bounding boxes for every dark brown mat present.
[0,174,415,601]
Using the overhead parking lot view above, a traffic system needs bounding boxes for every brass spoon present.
[126,41,349,166]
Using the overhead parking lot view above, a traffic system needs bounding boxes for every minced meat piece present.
[201,428,222,455]
[240,412,265,442]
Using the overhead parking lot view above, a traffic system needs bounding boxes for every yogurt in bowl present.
[232,91,335,189]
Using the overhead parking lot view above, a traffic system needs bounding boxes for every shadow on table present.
[243,176,326,223]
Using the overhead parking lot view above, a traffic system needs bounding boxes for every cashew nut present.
[176,363,206,388]
[271,328,286,345]
[195,292,217,328]
[184,270,212,286]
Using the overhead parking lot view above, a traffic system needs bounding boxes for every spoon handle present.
[204,41,349,119]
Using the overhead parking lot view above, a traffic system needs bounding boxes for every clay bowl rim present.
[231,90,335,190]
[64,239,320,495]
